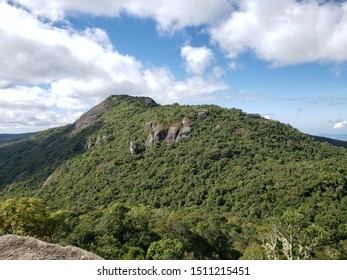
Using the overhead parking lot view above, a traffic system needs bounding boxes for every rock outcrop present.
[129,141,139,155]
[0,235,103,260]
[166,124,180,144]
[144,97,157,105]
[144,121,155,131]
[145,126,167,149]
[145,117,192,149]
[197,110,208,118]
[71,99,110,133]
[176,126,192,141]
[176,117,192,142]
[85,135,108,150]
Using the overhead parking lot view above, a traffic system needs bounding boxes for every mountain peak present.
[107,94,158,106]
[71,95,159,133]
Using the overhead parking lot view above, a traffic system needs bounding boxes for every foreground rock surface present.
[0,235,103,260]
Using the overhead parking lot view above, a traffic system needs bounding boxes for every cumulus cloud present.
[209,0,347,66]
[11,0,347,65]
[0,86,66,133]
[181,45,214,75]
[0,33,100,88]
[11,0,347,66]
[11,0,232,32]
[0,2,227,133]
[333,120,347,128]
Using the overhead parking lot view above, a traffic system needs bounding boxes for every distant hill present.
[0,95,346,260]
[0,132,39,144]
[311,135,347,148]
[318,134,347,142]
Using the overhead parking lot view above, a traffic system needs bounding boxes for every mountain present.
[0,95,346,260]
[318,134,347,142]
[0,132,39,144]
[311,135,347,149]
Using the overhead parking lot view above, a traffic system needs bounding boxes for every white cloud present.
[333,120,347,128]
[10,0,347,66]
[0,33,100,88]
[0,2,227,133]
[181,45,214,75]
[210,0,347,66]
[11,0,232,32]
[0,86,65,133]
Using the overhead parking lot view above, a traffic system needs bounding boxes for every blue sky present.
[0,0,346,135]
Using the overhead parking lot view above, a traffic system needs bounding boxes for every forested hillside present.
[1,95,346,260]
[0,132,38,144]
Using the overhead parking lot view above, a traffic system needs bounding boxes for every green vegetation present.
[311,135,347,149]
[0,132,38,144]
[0,95,346,259]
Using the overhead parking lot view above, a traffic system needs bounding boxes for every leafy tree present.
[93,234,122,259]
[68,211,101,250]
[146,238,184,260]
[0,197,47,238]
[45,210,70,243]
[241,242,266,260]
[262,209,328,259]
[96,203,129,241]
[122,246,146,260]
[0,197,74,244]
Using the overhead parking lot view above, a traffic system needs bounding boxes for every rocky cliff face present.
[71,98,111,133]
[166,124,180,144]
[176,117,192,142]
[0,235,103,260]
[144,117,192,149]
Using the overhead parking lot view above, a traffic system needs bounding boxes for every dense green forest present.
[0,95,346,259]
[0,132,38,144]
